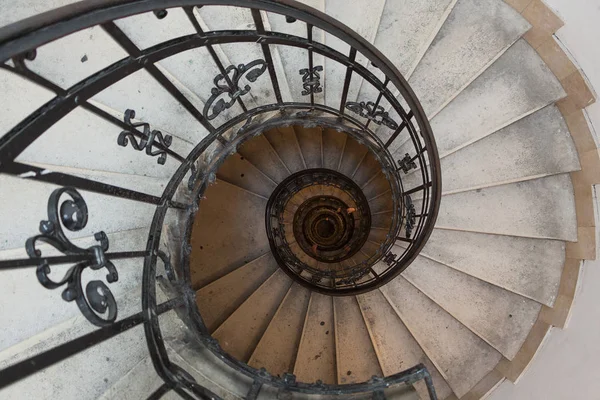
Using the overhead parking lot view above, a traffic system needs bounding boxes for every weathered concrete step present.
[333,296,382,384]
[431,174,577,241]
[408,0,530,117]
[357,290,453,400]
[189,180,270,289]
[295,125,324,170]
[265,0,325,104]
[381,277,502,398]
[264,126,306,173]
[249,283,311,376]
[0,227,149,352]
[294,292,336,385]
[421,229,564,307]
[216,153,277,199]
[0,173,162,252]
[323,0,386,109]
[423,39,565,158]
[322,128,347,172]
[402,105,581,194]
[0,283,155,400]
[195,5,286,107]
[238,134,291,184]
[196,253,279,333]
[213,269,292,362]
[403,255,542,360]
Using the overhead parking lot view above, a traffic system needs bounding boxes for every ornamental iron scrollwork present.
[383,252,396,267]
[203,59,267,120]
[345,101,399,130]
[117,109,172,165]
[25,187,119,327]
[299,65,323,95]
[398,153,417,174]
[405,195,416,239]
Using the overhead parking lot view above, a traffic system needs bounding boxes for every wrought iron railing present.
[0,0,441,398]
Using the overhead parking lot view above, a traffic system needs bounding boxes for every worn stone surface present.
[422,229,564,306]
[408,0,530,116]
[382,277,502,398]
[434,174,577,240]
[403,255,542,359]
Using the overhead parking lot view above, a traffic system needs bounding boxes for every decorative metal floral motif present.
[203,59,267,120]
[405,195,416,239]
[345,101,399,130]
[398,153,417,174]
[299,65,323,95]
[26,187,119,327]
[117,109,172,165]
[383,252,397,267]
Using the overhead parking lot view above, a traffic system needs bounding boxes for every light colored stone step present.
[323,0,386,109]
[402,255,542,359]
[216,153,277,198]
[0,283,156,400]
[0,173,159,252]
[333,296,382,384]
[265,0,325,104]
[195,5,287,107]
[353,151,385,189]
[196,253,279,333]
[402,105,581,193]
[381,277,502,398]
[238,134,291,184]
[248,283,311,376]
[322,128,347,171]
[408,0,530,117]
[295,126,324,169]
[357,290,453,400]
[415,39,565,159]
[421,229,564,307]
[264,126,306,173]
[189,180,270,289]
[0,227,148,351]
[294,292,336,385]
[339,137,368,178]
[213,269,292,362]
[356,0,458,106]
[432,174,577,241]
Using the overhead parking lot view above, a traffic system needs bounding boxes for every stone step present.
[265,0,325,104]
[322,128,347,171]
[408,0,530,117]
[0,227,149,352]
[263,126,306,173]
[196,253,279,333]
[333,296,382,384]
[421,229,564,307]
[0,283,157,400]
[402,255,542,360]
[431,174,577,241]
[357,0,458,111]
[213,269,292,362]
[357,290,453,400]
[0,172,162,252]
[293,292,337,384]
[189,180,270,289]
[323,0,386,109]
[238,134,291,184]
[353,151,386,189]
[411,39,566,159]
[295,125,324,169]
[195,6,290,107]
[248,283,311,376]
[402,105,581,194]
[381,277,502,398]
[216,153,277,198]
[339,136,369,179]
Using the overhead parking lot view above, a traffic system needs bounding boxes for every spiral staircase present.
[0,0,597,399]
